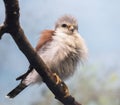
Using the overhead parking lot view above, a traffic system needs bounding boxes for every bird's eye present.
[61,24,67,27]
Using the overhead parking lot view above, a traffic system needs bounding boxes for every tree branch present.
[0,0,82,105]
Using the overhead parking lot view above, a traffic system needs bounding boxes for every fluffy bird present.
[6,15,87,98]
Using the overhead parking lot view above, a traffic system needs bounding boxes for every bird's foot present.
[52,73,61,84]
[52,73,70,97]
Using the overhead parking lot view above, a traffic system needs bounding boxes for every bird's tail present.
[6,83,27,99]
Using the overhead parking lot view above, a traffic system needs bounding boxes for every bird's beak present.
[68,25,74,32]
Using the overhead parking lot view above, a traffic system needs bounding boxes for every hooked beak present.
[68,25,74,32]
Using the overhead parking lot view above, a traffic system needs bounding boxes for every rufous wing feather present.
[35,30,54,51]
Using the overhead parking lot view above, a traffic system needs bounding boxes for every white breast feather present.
[40,31,87,64]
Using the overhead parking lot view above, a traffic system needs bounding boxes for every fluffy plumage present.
[6,15,88,98]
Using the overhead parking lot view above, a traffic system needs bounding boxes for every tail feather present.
[16,65,33,81]
[6,83,27,99]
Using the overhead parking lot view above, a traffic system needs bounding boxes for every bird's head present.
[55,15,78,35]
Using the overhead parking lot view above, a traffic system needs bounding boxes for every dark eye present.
[61,24,67,27]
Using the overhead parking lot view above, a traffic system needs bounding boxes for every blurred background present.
[0,0,120,105]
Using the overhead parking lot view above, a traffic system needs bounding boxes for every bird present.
[6,15,88,98]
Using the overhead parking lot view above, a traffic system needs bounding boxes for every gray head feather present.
[55,15,78,29]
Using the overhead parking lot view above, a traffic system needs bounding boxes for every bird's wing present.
[35,30,55,51]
